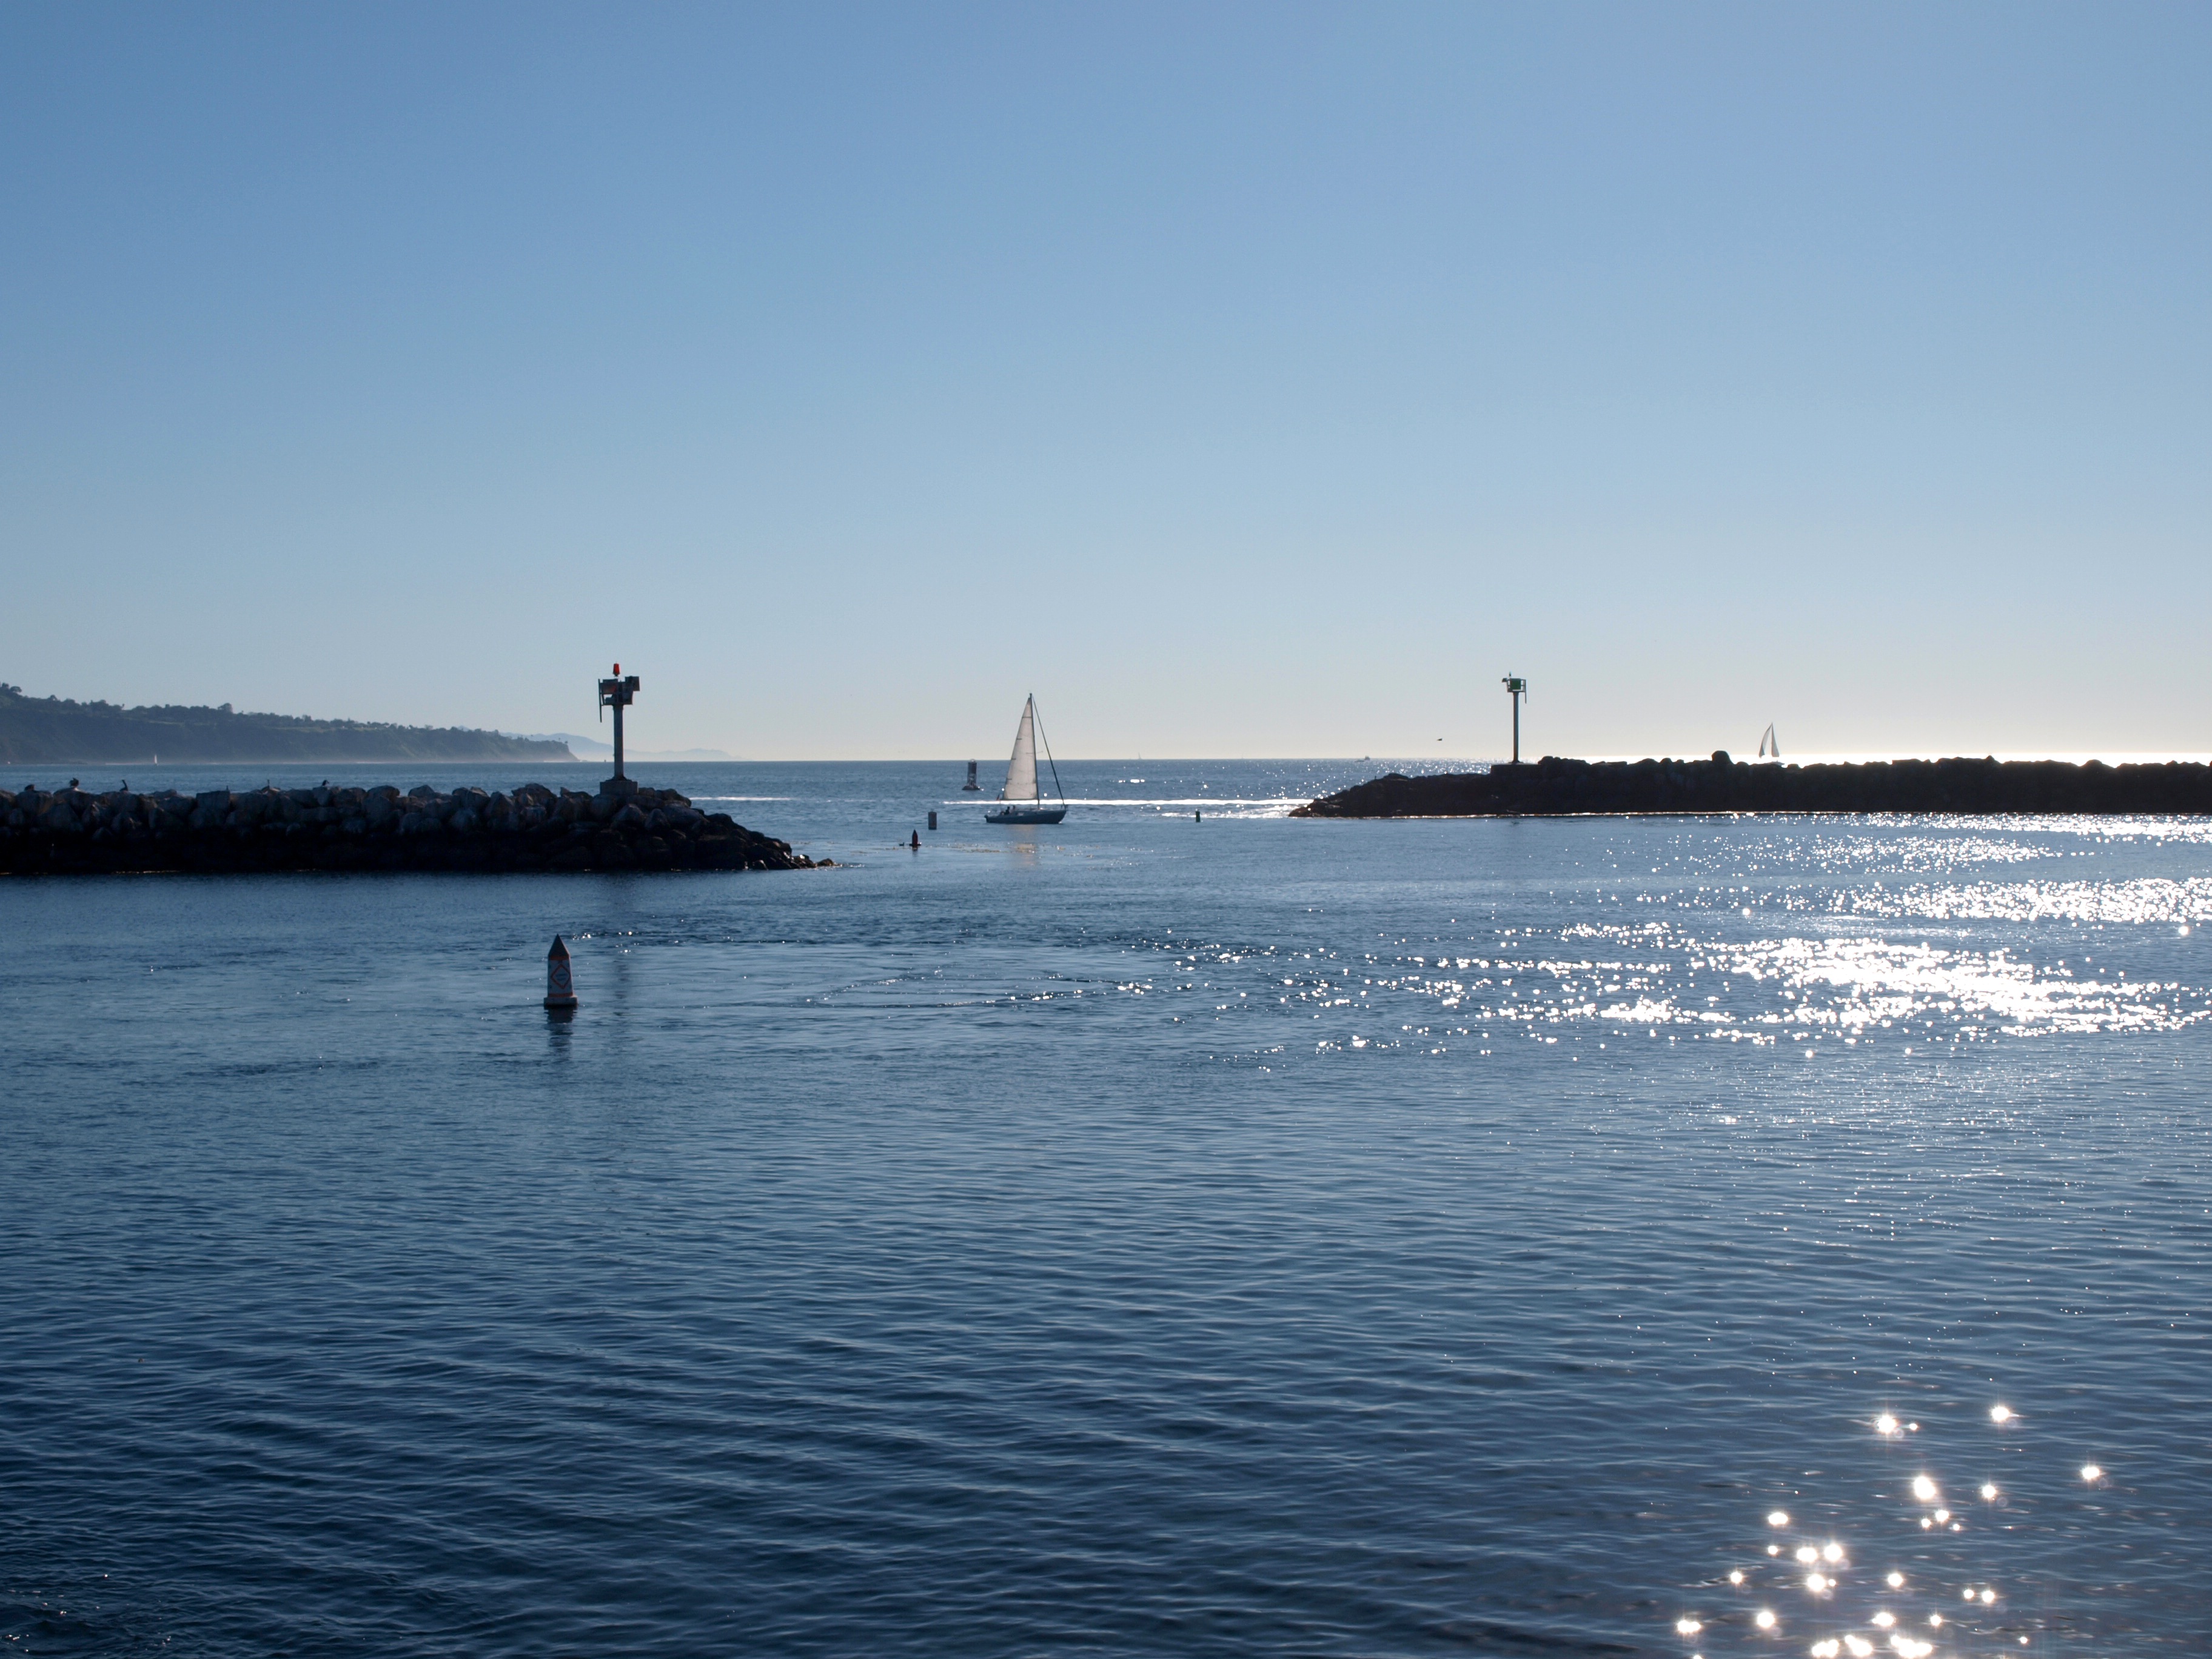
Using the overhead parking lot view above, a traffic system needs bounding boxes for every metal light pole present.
[598,663,640,793]
[1501,675,1527,764]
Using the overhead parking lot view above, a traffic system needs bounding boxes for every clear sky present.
[4,3,2207,760]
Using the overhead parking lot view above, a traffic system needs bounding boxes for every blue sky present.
[4,3,2206,759]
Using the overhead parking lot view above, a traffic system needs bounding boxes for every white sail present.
[1002,696,1039,802]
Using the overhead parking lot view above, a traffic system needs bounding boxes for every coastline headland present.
[0,683,574,766]
[1293,754,2212,819]
[1,778,814,874]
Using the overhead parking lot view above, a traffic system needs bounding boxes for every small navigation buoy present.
[1195,809,1201,822]
[544,936,578,1012]
[911,830,921,850]
[928,811,937,831]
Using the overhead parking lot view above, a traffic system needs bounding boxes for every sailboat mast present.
[1033,699,1066,806]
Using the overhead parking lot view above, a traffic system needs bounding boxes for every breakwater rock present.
[1292,754,2212,819]
[0,781,814,874]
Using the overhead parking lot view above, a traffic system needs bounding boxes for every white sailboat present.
[985,694,1068,825]
[1758,723,1781,759]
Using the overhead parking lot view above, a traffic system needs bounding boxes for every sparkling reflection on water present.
[1,762,2207,1655]
[1678,1410,2149,1659]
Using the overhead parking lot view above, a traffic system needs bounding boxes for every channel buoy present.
[545,936,578,1011]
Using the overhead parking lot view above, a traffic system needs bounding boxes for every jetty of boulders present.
[0,779,814,874]
[1292,754,2212,819]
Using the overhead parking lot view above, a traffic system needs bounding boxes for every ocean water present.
[3,760,2207,1657]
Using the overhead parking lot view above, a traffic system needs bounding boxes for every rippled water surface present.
[4,761,2208,1655]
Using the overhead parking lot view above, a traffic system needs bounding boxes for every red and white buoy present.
[545,935,578,1011]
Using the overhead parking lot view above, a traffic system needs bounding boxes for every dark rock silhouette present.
[1292,754,2212,819]
[0,780,813,874]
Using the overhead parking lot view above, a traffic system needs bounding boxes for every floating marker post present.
[928,811,937,831]
[545,936,578,1011]
[1501,675,1528,765]
[963,762,979,791]
[910,830,920,850]
[597,663,642,797]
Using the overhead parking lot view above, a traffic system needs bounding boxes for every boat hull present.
[985,806,1067,825]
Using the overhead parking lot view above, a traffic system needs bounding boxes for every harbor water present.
[3,760,2207,1655]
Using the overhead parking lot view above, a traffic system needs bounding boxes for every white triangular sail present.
[1758,723,1781,759]
[1001,696,1039,802]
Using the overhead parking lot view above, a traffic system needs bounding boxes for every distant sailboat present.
[985,694,1068,825]
[1758,723,1781,759]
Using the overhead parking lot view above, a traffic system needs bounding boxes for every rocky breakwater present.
[0,781,816,874]
[1292,754,2212,819]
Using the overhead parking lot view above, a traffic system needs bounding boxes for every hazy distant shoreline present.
[0,684,574,766]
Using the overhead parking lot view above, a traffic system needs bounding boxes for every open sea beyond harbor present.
[3,759,2207,1657]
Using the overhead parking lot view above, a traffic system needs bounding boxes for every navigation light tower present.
[598,663,641,794]
[1502,675,1527,765]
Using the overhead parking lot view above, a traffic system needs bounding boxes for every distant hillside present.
[0,684,577,766]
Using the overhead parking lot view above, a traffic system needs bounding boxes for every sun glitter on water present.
[1673,1409,2110,1657]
